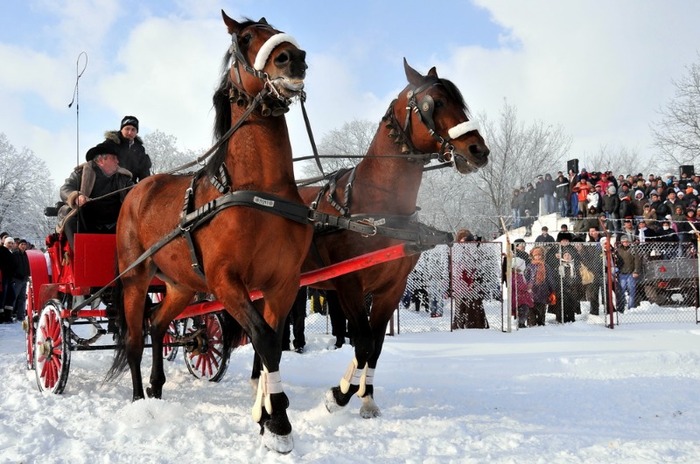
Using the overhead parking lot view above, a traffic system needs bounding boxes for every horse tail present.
[104,277,128,382]
[220,310,247,355]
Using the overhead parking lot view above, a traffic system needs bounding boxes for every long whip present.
[68,51,88,167]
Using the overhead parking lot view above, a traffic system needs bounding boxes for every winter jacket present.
[103,130,152,183]
[57,161,134,232]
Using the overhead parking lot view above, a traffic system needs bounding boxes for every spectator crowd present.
[0,231,33,324]
[511,168,700,243]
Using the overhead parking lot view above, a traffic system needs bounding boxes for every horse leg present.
[121,276,151,401]
[325,283,374,412]
[147,286,195,399]
[249,299,284,393]
[215,281,295,454]
[356,289,403,419]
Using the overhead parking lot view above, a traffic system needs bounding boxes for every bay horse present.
[258,59,489,418]
[107,11,312,453]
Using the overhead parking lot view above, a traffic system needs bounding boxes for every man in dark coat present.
[103,115,152,183]
[0,236,16,322]
[58,142,134,247]
[11,239,30,321]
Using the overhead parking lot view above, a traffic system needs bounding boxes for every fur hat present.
[120,115,139,132]
[86,142,119,161]
[557,231,573,242]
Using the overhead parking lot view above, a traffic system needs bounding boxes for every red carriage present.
[25,232,233,394]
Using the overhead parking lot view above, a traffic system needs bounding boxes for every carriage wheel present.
[34,300,71,394]
[163,320,180,362]
[23,280,38,370]
[183,312,229,382]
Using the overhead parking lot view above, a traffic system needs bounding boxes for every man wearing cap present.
[614,235,641,313]
[57,142,134,247]
[103,115,152,183]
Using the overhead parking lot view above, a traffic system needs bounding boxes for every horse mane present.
[208,18,274,175]
[437,77,471,118]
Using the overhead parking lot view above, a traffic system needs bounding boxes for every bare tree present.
[299,119,376,181]
[0,133,57,244]
[142,130,203,174]
[582,145,654,177]
[464,100,571,235]
[652,53,700,167]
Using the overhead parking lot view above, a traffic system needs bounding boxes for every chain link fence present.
[302,239,700,337]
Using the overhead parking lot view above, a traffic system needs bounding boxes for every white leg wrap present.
[253,33,301,71]
[251,368,283,422]
[357,367,375,398]
[448,120,480,139]
[339,358,365,394]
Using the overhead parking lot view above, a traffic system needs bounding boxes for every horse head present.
[221,10,307,103]
[393,59,489,174]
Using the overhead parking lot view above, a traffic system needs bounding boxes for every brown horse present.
[294,59,489,418]
[107,11,312,453]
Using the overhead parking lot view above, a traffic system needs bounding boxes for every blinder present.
[405,81,480,163]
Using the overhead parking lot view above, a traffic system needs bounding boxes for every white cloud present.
[98,16,223,151]
[4,0,700,188]
[449,0,700,163]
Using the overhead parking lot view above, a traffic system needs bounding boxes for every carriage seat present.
[45,232,118,288]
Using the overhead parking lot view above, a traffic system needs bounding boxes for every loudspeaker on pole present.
[567,159,579,175]
[679,165,695,178]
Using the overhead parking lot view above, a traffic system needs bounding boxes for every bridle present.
[391,79,481,164]
[226,25,303,116]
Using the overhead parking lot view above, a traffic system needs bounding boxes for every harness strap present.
[210,164,231,194]
[310,210,453,247]
[325,168,354,216]
[182,227,206,279]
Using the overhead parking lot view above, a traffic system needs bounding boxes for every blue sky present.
[2,0,700,183]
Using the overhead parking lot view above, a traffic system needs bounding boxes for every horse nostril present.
[274,51,290,67]
[469,144,490,157]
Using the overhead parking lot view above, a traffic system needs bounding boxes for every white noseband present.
[253,33,301,71]
[448,120,480,139]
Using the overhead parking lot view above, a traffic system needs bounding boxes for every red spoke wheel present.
[23,280,38,371]
[34,301,71,394]
[163,320,180,362]
[183,313,229,382]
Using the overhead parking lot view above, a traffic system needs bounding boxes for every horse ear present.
[221,9,241,34]
[403,58,424,86]
[259,17,268,25]
[427,66,438,78]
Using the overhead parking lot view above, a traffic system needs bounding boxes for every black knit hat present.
[86,142,119,161]
[120,115,139,131]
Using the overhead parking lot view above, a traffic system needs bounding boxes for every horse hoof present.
[324,389,344,413]
[360,396,381,418]
[261,424,294,454]
[360,404,381,418]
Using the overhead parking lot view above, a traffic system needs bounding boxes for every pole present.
[598,216,615,329]
[499,217,512,333]
[68,52,88,167]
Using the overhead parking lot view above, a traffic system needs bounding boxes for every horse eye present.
[434,99,444,108]
[240,33,252,47]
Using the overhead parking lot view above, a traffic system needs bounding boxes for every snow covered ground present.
[2,318,700,463]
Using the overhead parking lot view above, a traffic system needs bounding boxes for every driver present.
[57,142,134,247]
